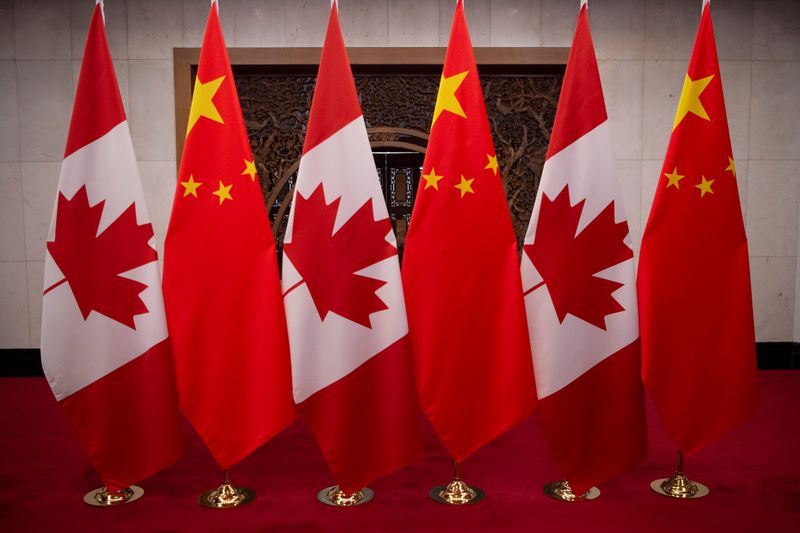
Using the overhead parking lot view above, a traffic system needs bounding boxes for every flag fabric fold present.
[520,3,647,495]
[163,1,295,469]
[41,3,182,492]
[401,0,536,463]
[281,1,422,493]
[638,1,757,456]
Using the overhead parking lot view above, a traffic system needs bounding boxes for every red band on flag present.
[535,341,647,495]
[545,6,607,160]
[59,340,182,493]
[64,5,126,158]
[302,5,362,154]
[298,337,423,494]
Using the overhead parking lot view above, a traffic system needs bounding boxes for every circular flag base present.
[543,480,600,501]
[198,482,256,509]
[429,479,485,505]
[650,474,710,499]
[84,485,144,507]
[317,485,374,507]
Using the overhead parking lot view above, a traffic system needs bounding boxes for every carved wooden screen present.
[233,67,562,254]
[175,48,567,256]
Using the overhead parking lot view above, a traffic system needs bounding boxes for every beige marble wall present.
[1,0,798,347]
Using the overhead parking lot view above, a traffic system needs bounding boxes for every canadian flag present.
[521,3,647,494]
[281,1,422,493]
[40,3,182,492]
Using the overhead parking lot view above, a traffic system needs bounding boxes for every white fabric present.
[283,116,408,403]
[522,121,638,399]
[41,122,169,400]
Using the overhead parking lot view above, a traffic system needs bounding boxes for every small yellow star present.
[186,75,225,136]
[432,70,469,126]
[454,175,475,198]
[242,159,258,182]
[212,181,233,205]
[484,154,499,176]
[664,167,685,189]
[673,74,714,130]
[180,174,202,198]
[725,156,736,177]
[421,167,444,190]
[696,175,714,197]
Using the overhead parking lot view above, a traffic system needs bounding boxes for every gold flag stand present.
[650,451,709,498]
[198,469,255,508]
[83,486,144,506]
[317,486,374,507]
[429,460,484,505]
[543,480,600,501]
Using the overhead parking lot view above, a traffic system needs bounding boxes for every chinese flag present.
[282,1,422,493]
[402,0,535,462]
[522,3,646,495]
[41,3,181,492]
[638,1,757,456]
[163,1,295,469]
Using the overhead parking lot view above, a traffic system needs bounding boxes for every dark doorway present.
[373,150,424,259]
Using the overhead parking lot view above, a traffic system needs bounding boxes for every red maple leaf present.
[283,183,397,328]
[524,185,633,330]
[45,186,158,329]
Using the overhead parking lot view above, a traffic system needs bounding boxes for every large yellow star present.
[242,159,258,182]
[725,156,736,177]
[212,181,233,205]
[696,175,714,197]
[673,74,714,130]
[432,70,469,126]
[180,174,202,198]
[484,154,499,176]
[454,175,474,198]
[186,75,226,136]
[664,167,685,189]
[421,167,444,190]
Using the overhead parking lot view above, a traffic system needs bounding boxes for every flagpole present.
[650,451,710,499]
[428,459,485,505]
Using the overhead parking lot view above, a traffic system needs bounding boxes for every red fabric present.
[524,5,647,496]
[545,6,607,160]
[163,4,295,469]
[535,342,647,495]
[64,4,125,158]
[301,4,362,154]
[638,4,757,456]
[402,0,535,462]
[298,337,423,494]
[59,340,182,493]
[2,372,798,531]
[286,1,422,492]
[44,4,181,493]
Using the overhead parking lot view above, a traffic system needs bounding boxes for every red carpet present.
[1,371,798,532]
